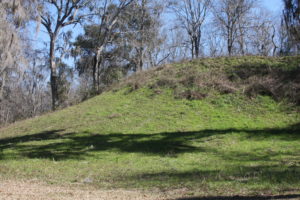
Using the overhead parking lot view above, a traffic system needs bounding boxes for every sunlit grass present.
[0,56,299,196]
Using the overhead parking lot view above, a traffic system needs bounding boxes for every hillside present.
[0,56,300,199]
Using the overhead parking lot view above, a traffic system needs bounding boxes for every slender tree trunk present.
[238,23,245,55]
[191,37,195,59]
[227,27,233,56]
[49,36,58,111]
[94,46,104,93]
[92,55,97,93]
[195,36,200,58]
[97,56,102,92]
[137,0,146,71]
[0,71,7,102]
[138,50,143,71]
[239,40,245,55]
[195,30,202,58]
[228,37,233,56]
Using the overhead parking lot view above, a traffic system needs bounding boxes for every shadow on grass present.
[0,123,299,192]
[176,194,300,200]
[126,163,300,186]
[0,122,299,160]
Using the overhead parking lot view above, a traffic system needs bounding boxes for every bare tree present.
[23,49,51,117]
[212,0,257,56]
[205,24,225,57]
[169,0,211,59]
[39,0,92,110]
[250,10,278,56]
[165,27,191,62]
[0,0,41,125]
[0,0,38,102]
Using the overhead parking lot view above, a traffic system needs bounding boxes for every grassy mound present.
[0,56,299,197]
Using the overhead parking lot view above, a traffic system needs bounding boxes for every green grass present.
[0,56,300,196]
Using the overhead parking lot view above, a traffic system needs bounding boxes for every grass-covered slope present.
[0,56,299,196]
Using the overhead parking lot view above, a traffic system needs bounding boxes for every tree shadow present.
[0,122,299,160]
[0,123,299,192]
[125,163,300,187]
[0,130,206,160]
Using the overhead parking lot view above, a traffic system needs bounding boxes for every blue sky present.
[262,0,283,12]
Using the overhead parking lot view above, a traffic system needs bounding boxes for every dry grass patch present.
[0,180,168,200]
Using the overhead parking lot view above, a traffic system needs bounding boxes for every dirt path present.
[1,180,299,200]
[0,180,170,200]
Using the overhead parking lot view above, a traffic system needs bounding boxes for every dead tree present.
[169,0,211,59]
[212,0,257,56]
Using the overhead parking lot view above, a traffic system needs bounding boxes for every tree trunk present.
[94,46,104,93]
[228,38,233,56]
[138,47,144,71]
[97,56,102,92]
[195,36,200,58]
[195,28,202,58]
[49,36,58,111]
[137,0,146,71]
[92,55,97,93]
[191,37,195,59]
[228,28,233,56]
[238,23,245,56]
[0,71,7,102]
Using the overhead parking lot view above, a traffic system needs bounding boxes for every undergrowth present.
[119,56,300,104]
